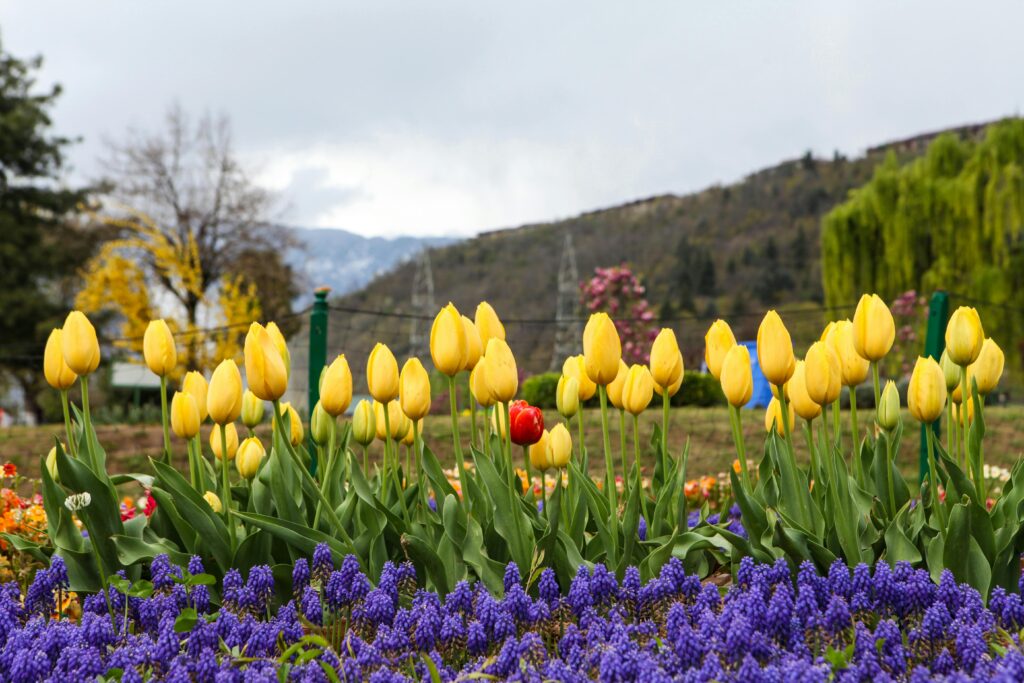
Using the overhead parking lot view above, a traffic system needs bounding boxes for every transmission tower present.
[551,232,582,369]
[409,249,436,358]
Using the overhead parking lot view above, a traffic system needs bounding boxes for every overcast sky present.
[3,1,1022,238]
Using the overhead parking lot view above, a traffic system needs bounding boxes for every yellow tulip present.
[46,444,62,481]
[402,419,419,447]
[265,321,291,377]
[804,341,841,406]
[241,390,264,429]
[430,303,468,376]
[61,311,100,376]
[820,321,836,343]
[210,422,239,460]
[720,345,753,408]
[945,307,984,366]
[908,357,946,424]
[557,375,580,418]
[462,316,483,371]
[756,310,796,386]
[143,319,177,377]
[529,430,553,471]
[273,402,304,446]
[605,360,629,410]
[483,339,518,403]
[373,400,404,440]
[939,350,960,392]
[650,328,683,390]
[400,357,431,421]
[203,491,222,513]
[954,399,975,426]
[170,391,201,439]
[475,302,506,348]
[310,401,334,446]
[235,437,265,479]
[764,397,795,433]
[877,381,901,431]
[320,355,353,417]
[351,399,376,446]
[654,356,684,397]
[207,360,243,425]
[970,338,1004,395]
[244,323,289,402]
[470,364,496,408]
[44,329,77,390]
[562,355,597,401]
[548,423,573,468]
[583,313,622,385]
[367,343,400,403]
[825,320,870,387]
[621,365,655,416]
[181,371,209,422]
[789,361,822,421]
[704,320,737,380]
[950,367,972,405]
[852,294,896,362]
[491,408,507,439]
[394,408,411,442]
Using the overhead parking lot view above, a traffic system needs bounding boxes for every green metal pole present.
[308,287,330,475]
[920,291,949,482]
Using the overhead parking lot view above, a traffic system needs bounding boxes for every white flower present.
[64,492,92,512]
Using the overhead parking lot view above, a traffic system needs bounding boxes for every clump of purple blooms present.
[5,549,1024,681]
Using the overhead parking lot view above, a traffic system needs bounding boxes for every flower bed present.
[7,549,1024,682]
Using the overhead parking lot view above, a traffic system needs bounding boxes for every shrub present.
[671,371,726,407]
[521,372,560,409]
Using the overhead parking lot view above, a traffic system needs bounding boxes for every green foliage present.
[521,372,560,409]
[671,371,726,408]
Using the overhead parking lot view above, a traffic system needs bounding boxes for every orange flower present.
[2,463,15,478]
[732,460,742,474]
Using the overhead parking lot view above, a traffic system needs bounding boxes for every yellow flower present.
[720,345,753,408]
[265,321,291,377]
[491,408,507,439]
[475,302,506,349]
[43,329,77,390]
[143,319,177,377]
[945,307,984,366]
[320,355,353,417]
[764,397,795,434]
[373,400,405,440]
[562,355,597,401]
[203,491,222,513]
[583,313,622,385]
[621,364,655,416]
[650,328,683,391]
[852,294,896,362]
[61,311,101,376]
[310,401,334,446]
[273,402,304,446]
[653,358,684,397]
[907,357,946,424]
[939,350,960,392]
[548,423,573,468]
[430,303,468,376]
[351,399,376,446]
[462,316,483,371]
[241,390,264,429]
[366,343,400,403]
[756,310,795,386]
[469,363,496,408]
[557,374,580,418]
[605,360,629,410]
[400,357,432,421]
[46,444,62,481]
[804,341,841,406]
[704,320,737,380]
[877,381,901,431]
[245,323,289,402]
[970,338,1004,395]
[210,422,240,460]
[181,371,209,422]
[170,391,201,440]
[789,360,822,421]
[235,437,265,479]
[482,339,518,403]
[824,320,870,387]
[529,429,553,471]
[207,360,243,425]
[401,418,418,446]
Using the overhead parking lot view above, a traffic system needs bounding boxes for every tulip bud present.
[940,350,960,392]
[207,360,243,425]
[650,329,683,391]
[431,303,469,376]
[61,311,101,376]
[470,363,496,408]
[143,319,177,377]
[945,307,984,366]
[367,343,400,403]
[820,321,836,342]
[310,401,335,446]
[210,422,239,460]
[547,423,572,468]
[462,316,482,371]
[970,338,1004,395]
[852,294,896,362]
[272,402,304,446]
[402,418,419,446]
[621,364,655,416]
[950,367,971,405]
[245,323,289,402]
[720,345,754,408]
[804,341,842,406]
[562,355,597,401]
[757,311,796,386]
[265,321,291,377]
[235,437,265,479]
[877,381,901,431]
[509,401,544,446]
[400,358,431,421]
[46,444,63,481]
[170,391,201,439]
[44,329,78,390]
[181,371,209,422]
[764,397,794,434]
[529,430,553,471]
[583,313,622,385]
[653,357,683,398]
[825,320,870,387]
[475,302,506,349]
[557,375,580,418]
[602,360,626,409]
[908,357,946,424]
[203,491,222,513]
[241,390,264,429]
[373,400,404,440]
[789,361,822,421]
[704,320,737,380]
[483,339,518,403]
[351,400,376,447]
[320,355,353,417]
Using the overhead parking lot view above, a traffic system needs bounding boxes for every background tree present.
[0,37,93,422]
[670,234,716,314]
[580,265,657,364]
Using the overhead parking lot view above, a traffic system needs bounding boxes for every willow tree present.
[822,119,1024,378]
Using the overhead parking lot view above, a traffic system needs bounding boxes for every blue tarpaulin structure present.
[740,340,773,409]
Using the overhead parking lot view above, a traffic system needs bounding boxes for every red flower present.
[143,491,158,517]
[2,463,16,478]
[509,400,544,446]
[120,505,135,522]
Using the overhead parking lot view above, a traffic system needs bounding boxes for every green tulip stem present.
[541,469,547,520]
[618,409,628,496]
[522,445,532,499]
[576,411,585,466]
[448,376,469,491]
[382,400,395,500]
[633,413,649,522]
[661,390,671,476]
[831,401,841,451]
[86,524,116,628]
[313,424,337,530]
[925,424,947,531]
[884,428,897,518]
[381,401,408,517]
[776,387,799,476]
[598,385,618,561]
[728,404,750,490]
[503,401,513,471]
[362,444,369,476]
[804,419,818,487]
[959,365,975,488]
[79,377,98,473]
[413,419,428,513]
[482,406,492,451]
[59,389,76,458]
[159,376,171,464]
[470,399,479,450]
[871,362,881,415]
[186,437,199,492]
[219,424,236,551]
[947,399,959,466]
[849,395,859,456]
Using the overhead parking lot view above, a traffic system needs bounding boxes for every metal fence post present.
[920,290,949,481]
[307,287,330,474]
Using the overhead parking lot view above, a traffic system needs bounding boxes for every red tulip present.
[509,400,544,446]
